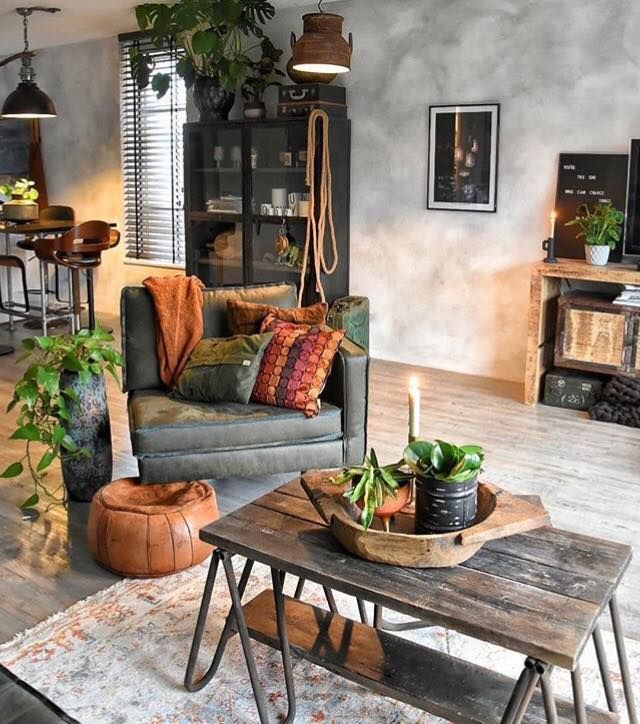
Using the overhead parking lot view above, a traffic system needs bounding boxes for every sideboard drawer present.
[555,294,639,376]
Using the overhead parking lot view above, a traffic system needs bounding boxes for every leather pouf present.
[88,478,219,577]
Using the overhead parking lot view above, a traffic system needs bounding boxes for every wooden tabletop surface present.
[0,220,117,234]
[201,473,632,670]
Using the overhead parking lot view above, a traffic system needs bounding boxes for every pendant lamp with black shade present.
[1,7,61,119]
[291,0,353,75]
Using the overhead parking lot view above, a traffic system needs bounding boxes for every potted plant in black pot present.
[132,0,281,122]
[241,38,284,119]
[0,178,39,222]
[332,448,412,532]
[565,202,624,267]
[404,439,485,534]
[1,326,122,514]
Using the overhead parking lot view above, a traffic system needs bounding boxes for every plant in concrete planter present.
[0,178,39,222]
[241,37,284,119]
[2,326,122,514]
[404,439,485,534]
[332,449,412,531]
[565,202,624,266]
[132,0,281,121]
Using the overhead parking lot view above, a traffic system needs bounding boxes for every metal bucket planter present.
[60,371,112,502]
[415,474,478,534]
[2,197,39,221]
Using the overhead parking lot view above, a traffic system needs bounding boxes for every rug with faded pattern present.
[1,557,638,723]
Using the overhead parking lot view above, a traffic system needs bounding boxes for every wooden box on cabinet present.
[555,294,640,377]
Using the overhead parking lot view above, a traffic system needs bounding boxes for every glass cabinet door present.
[186,124,244,286]
[248,123,310,285]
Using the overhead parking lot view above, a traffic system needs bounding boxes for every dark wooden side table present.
[185,476,637,724]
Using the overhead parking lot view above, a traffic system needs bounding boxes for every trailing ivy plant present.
[565,203,624,249]
[0,178,39,201]
[331,449,411,530]
[2,326,122,514]
[132,0,280,97]
[404,439,485,484]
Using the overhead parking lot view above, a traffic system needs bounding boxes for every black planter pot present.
[60,371,112,502]
[193,76,235,121]
[414,474,478,534]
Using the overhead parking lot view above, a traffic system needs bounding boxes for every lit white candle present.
[550,211,557,239]
[408,376,421,442]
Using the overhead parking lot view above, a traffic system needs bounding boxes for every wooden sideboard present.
[524,259,640,405]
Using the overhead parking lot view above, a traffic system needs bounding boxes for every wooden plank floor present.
[0,313,638,645]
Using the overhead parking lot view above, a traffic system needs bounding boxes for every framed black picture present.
[0,119,30,182]
[427,103,500,212]
[624,139,640,257]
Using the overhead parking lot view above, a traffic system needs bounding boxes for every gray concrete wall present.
[268,0,640,381]
[2,1,639,382]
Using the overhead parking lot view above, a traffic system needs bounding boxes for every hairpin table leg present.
[271,568,296,723]
[571,664,587,724]
[356,599,369,625]
[293,578,305,599]
[501,658,546,724]
[323,586,338,613]
[592,623,618,713]
[373,605,382,629]
[539,667,558,724]
[184,552,254,692]
[222,552,270,724]
[610,596,638,723]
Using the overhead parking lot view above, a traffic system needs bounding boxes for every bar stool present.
[35,221,111,332]
[16,205,75,332]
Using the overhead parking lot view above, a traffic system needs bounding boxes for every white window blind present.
[120,36,186,265]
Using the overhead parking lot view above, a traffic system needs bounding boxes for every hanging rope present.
[297,109,339,304]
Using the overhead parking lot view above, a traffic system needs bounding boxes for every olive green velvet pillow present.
[175,333,273,404]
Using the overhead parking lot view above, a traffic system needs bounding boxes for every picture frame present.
[427,103,500,212]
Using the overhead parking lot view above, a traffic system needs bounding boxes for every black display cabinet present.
[183,118,350,305]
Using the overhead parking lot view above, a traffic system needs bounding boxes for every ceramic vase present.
[585,245,610,266]
[193,76,235,122]
[243,101,266,120]
[60,371,113,502]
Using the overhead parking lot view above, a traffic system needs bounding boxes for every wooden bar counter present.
[524,259,640,405]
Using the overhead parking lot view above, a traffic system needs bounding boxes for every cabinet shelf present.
[189,211,242,222]
[184,119,349,304]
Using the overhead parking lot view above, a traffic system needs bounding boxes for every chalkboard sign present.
[553,153,628,261]
[0,119,30,181]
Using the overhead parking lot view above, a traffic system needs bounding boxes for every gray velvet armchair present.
[120,282,369,483]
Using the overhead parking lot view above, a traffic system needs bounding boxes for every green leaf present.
[369,448,379,469]
[151,73,171,99]
[192,30,221,56]
[60,434,78,453]
[403,440,433,472]
[34,335,54,350]
[52,424,66,445]
[21,338,36,351]
[61,354,84,372]
[10,424,41,442]
[1,461,23,478]
[19,492,39,510]
[36,366,60,397]
[37,451,55,472]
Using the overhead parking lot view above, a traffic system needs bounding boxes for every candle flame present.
[409,376,419,391]
[550,211,557,221]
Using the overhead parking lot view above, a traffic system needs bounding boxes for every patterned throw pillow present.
[175,333,273,404]
[226,300,328,336]
[251,315,345,417]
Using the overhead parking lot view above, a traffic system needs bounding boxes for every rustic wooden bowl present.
[301,471,550,568]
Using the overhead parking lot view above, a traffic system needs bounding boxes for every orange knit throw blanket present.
[143,275,204,388]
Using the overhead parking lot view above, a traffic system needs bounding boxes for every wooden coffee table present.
[185,473,637,724]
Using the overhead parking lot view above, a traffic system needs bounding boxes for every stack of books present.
[613,285,640,307]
